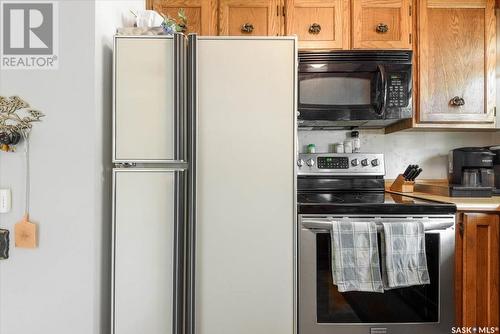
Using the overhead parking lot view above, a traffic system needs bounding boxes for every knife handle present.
[411,168,423,181]
[403,165,413,177]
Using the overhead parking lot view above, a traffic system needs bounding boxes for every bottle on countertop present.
[307,144,316,154]
[351,131,360,153]
[344,140,353,154]
[335,142,344,153]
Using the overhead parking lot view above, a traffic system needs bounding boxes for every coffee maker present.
[448,147,495,197]
[487,145,500,195]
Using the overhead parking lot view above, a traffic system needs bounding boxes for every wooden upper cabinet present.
[285,0,350,50]
[351,0,412,49]
[418,0,496,124]
[218,0,281,36]
[147,0,217,35]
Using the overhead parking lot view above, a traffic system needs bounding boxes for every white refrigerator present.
[112,34,297,334]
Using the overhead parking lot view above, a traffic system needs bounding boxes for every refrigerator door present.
[113,34,185,163]
[187,36,297,334]
[112,169,184,334]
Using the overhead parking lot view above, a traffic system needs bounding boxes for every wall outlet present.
[0,189,12,213]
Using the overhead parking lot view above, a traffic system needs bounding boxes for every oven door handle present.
[376,64,388,116]
[301,220,455,232]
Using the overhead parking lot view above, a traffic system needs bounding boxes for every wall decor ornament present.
[0,96,44,152]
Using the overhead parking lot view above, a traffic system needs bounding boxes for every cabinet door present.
[219,0,281,36]
[113,169,183,334]
[456,213,499,328]
[114,36,181,163]
[418,0,496,124]
[148,0,217,35]
[351,0,411,49]
[286,0,349,49]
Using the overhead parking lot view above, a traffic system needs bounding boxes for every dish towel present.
[330,221,384,293]
[381,222,430,289]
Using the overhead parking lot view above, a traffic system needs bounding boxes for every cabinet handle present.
[308,23,321,34]
[450,96,466,107]
[376,23,389,33]
[241,23,254,33]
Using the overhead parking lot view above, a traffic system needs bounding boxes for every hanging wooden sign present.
[15,214,37,249]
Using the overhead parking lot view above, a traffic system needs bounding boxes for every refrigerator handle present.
[174,33,186,162]
[173,170,185,334]
[186,33,197,334]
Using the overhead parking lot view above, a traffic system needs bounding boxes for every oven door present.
[298,63,388,123]
[298,215,455,334]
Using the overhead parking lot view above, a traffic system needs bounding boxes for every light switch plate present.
[0,189,11,213]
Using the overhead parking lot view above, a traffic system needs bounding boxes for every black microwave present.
[298,51,413,129]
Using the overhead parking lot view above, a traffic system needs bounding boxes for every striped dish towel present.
[330,221,384,293]
[381,222,430,289]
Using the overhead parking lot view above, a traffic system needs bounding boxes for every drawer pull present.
[450,96,466,107]
[309,23,321,34]
[376,23,389,33]
[241,23,254,33]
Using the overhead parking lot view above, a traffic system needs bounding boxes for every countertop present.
[385,180,500,212]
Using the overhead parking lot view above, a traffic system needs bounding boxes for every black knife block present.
[390,174,415,193]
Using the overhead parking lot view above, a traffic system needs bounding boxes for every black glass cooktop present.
[298,191,457,215]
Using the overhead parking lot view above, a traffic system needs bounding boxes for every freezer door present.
[188,36,297,334]
[112,169,184,334]
[113,35,185,163]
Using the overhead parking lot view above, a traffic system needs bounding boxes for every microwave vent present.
[299,51,412,63]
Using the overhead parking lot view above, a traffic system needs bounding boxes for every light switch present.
[0,189,12,213]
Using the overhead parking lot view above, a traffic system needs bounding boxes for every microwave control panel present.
[388,73,408,108]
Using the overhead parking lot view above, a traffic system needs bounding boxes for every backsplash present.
[299,130,499,179]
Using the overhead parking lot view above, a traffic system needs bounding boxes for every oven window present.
[316,233,439,323]
[299,73,373,106]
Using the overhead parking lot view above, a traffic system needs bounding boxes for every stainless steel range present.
[297,153,456,334]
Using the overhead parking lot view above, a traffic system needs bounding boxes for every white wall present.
[0,1,97,334]
[0,1,143,334]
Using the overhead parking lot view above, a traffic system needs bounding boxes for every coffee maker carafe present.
[486,145,500,195]
[448,147,495,197]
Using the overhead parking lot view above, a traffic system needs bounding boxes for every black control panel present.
[388,73,408,108]
[318,157,349,169]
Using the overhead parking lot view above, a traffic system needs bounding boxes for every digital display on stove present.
[317,157,349,169]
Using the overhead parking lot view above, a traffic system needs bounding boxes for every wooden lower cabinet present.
[456,212,499,328]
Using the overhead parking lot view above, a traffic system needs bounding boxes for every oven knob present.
[306,159,315,167]
[361,159,369,167]
[371,159,379,167]
[351,159,359,166]
[297,159,304,167]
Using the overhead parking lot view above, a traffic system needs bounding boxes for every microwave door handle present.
[377,64,388,116]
